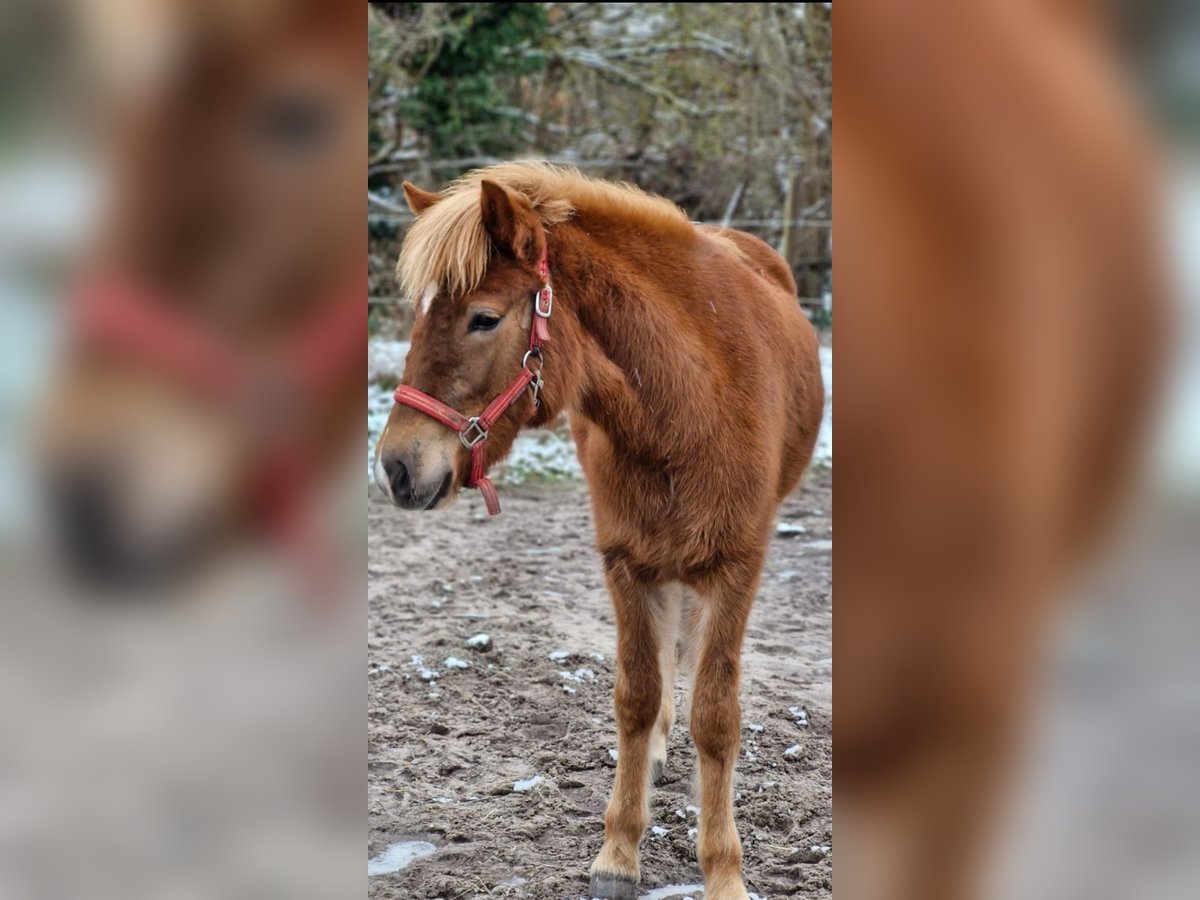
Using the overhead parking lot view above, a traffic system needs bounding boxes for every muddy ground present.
[368,470,832,899]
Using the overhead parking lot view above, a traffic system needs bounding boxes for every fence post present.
[778,170,797,262]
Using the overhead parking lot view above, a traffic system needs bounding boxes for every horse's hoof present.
[589,871,638,900]
[651,760,667,785]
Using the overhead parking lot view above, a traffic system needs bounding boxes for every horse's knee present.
[615,670,661,734]
[690,693,741,762]
[697,839,743,878]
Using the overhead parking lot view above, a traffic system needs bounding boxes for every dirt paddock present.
[368,470,832,899]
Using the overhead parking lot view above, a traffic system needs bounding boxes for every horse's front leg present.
[690,570,757,900]
[650,582,683,785]
[589,563,674,900]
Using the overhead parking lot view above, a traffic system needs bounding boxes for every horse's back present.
[698,224,799,297]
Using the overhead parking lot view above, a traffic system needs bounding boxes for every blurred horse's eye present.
[258,94,332,150]
[468,312,502,333]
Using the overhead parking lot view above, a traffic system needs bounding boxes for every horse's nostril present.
[47,468,119,576]
[384,454,410,500]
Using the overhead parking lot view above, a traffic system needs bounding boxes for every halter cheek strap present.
[392,250,552,516]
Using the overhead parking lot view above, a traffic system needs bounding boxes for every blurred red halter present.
[70,273,365,539]
[392,251,552,516]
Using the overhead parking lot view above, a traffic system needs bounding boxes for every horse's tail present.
[697,224,798,297]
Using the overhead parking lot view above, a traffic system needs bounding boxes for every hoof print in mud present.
[588,871,638,900]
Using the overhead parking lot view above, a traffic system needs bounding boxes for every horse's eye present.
[468,312,502,333]
[258,93,332,151]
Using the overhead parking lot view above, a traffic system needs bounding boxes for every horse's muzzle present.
[377,451,452,511]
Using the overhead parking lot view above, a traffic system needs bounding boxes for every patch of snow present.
[789,706,809,724]
[368,840,436,876]
[811,844,831,855]
[512,775,544,793]
[641,884,706,900]
[562,685,576,695]
[443,656,470,669]
[417,668,439,682]
[368,338,411,383]
[651,825,669,837]
[548,650,571,663]
[816,344,832,464]
[747,723,764,733]
[775,522,809,536]
[609,748,619,761]
[466,633,492,650]
[367,382,397,476]
[497,420,583,484]
[559,668,596,684]
[784,744,803,758]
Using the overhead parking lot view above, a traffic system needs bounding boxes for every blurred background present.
[366,2,833,488]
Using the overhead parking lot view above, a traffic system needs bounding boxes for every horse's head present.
[374,180,549,510]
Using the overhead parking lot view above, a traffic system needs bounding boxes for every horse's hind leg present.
[589,563,676,900]
[689,570,757,900]
[649,582,683,785]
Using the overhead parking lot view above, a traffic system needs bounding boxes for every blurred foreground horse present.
[39,0,363,587]
[373,163,824,899]
[838,2,1166,898]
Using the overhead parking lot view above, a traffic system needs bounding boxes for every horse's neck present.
[555,229,688,460]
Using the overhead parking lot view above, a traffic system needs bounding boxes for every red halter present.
[392,252,552,516]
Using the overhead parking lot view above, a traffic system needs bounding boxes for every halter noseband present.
[392,251,553,516]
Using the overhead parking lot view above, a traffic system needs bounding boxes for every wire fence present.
[368,194,831,315]
[368,192,832,228]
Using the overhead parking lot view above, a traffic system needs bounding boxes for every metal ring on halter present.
[521,347,543,371]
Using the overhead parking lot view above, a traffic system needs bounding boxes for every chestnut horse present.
[373,163,824,899]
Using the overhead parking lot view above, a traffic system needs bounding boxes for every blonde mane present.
[398,161,722,305]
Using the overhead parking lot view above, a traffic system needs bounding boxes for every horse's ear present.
[479,179,544,269]
[402,182,440,216]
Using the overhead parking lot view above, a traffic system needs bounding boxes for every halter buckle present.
[459,417,488,448]
[534,284,553,318]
